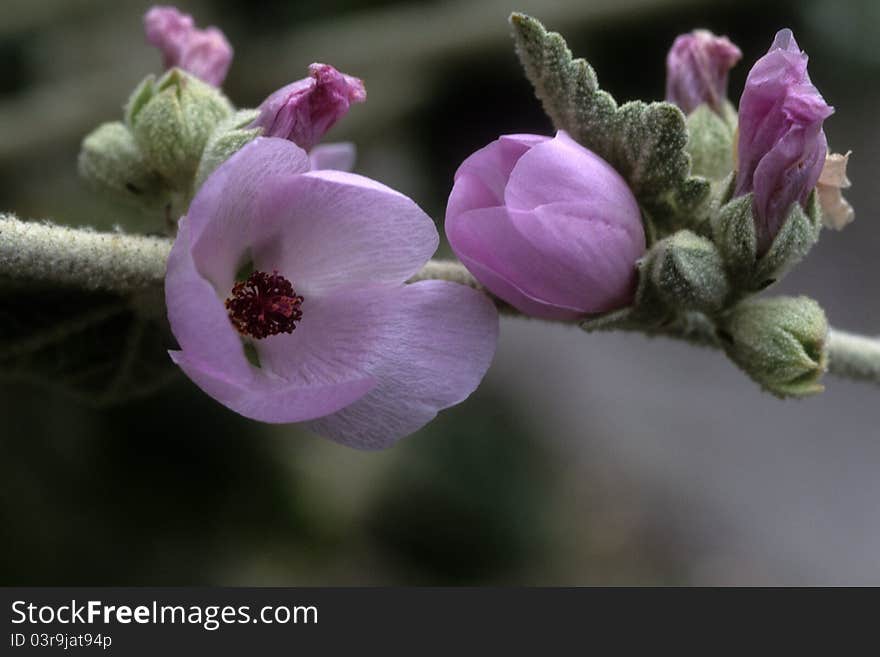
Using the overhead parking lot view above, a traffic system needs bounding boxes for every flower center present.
[225,270,303,339]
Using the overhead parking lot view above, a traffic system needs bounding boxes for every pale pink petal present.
[445,204,589,319]
[250,169,438,295]
[309,142,357,171]
[187,137,310,291]
[166,219,375,423]
[448,133,549,217]
[305,281,499,449]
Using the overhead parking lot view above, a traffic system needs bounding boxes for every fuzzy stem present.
[826,329,880,384]
[1,217,879,386]
[0,214,171,293]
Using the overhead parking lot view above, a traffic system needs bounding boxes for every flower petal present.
[309,142,357,171]
[188,137,311,291]
[445,204,589,319]
[305,280,499,449]
[250,169,438,295]
[448,133,549,217]
[504,131,639,218]
[170,351,375,423]
[166,217,376,423]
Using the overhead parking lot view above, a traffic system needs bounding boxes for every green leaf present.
[0,285,178,405]
[510,13,710,235]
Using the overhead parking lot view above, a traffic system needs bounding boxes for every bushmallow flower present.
[165,137,498,449]
[665,29,742,115]
[144,6,233,87]
[445,131,646,320]
[251,64,366,153]
[735,29,834,255]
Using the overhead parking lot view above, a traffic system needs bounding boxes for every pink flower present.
[144,6,233,87]
[250,64,366,152]
[445,131,646,320]
[165,137,498,449]
[665,30,742,115]
[735,29,833,254]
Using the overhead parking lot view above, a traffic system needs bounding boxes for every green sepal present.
[643,230,730,315]
[78,121,171,213]
[718,295,828,398]
[131,68,234,185]
[125,74,157,128]
[510,13,710,236]
[194,109,262,191]
[685,103,736,181]
[712,191,821,292]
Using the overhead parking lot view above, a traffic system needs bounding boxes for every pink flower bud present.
[144,6,233,87]
[735,29,833,254]
[250,64,366,152]
[666,30,742,114]
[445,131,646,320]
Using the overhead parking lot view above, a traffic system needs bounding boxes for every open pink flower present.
[446,131,645,320]
[165,137,498,449]
[144,6,233,86]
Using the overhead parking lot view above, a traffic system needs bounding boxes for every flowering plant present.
[0,6,876,449]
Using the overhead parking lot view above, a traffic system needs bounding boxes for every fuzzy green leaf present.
[510,13,710,234]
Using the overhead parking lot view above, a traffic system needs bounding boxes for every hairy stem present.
[1,216,879,386]
[0,214,171,293]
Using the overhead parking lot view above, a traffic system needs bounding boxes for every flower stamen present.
[225,270,303,339]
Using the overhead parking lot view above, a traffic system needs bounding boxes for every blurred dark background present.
[2,0,879,585]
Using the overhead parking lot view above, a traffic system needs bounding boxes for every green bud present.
[194,109,262,191]
[644,229,730,315]
[711,192,821,293]
[685,103,736,181]
[78,121,170,212]
[130,68,234,185]
[719,295,828,398]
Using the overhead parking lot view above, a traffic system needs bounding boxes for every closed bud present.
[644,230,729,315]
[446,131,646,320]
[686,104,736,181]
[194,109,261,190]
[665,30,741,115]
[734,29,833,255]
[712,191,820,292]
[718,296,828,398]
[78,121,170,213]
[130,69,233,186]
[250,63,366,152]
[144,6,233,87]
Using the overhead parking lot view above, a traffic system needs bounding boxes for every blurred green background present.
[2,0,879,585]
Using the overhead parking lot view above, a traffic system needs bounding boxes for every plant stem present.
[0,214,171,293]
[1,217,879,387]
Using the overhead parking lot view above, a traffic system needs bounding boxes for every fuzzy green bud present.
[130,68,233,185]
[719,295,828,398]
[711,191,821,292]
[78,121,171,213]
[685,103,737,181]
[194,109,261,191]
[643,230,730,315]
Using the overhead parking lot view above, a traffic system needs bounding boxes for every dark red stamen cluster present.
[225,270,303,339]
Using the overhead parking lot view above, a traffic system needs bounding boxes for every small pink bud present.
[735,29,833,254]
[665,29,742,115]
[144,6,233,87]
[250,64,366,152]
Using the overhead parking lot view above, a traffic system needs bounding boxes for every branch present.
[1,216,879,387]
[0,214,171,293]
